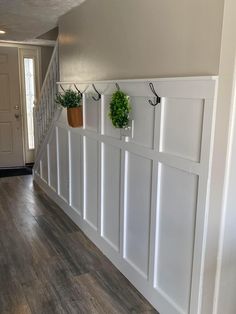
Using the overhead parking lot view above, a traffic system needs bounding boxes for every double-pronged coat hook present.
[74,84,82,97]
[148,82,161,107]
[92,84,101,101]
[115,83,120,91]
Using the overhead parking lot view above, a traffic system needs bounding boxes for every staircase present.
[34,43,59,154]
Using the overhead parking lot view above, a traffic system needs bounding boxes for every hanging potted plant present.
[56,89,83,127]
[108,89,131,129]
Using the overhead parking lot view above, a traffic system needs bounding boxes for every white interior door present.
[0,46,24,167]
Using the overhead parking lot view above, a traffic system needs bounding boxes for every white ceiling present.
[0,0,85,41]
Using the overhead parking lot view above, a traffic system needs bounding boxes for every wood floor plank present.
[0,175,158,314]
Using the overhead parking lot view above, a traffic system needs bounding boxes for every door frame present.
[18,46,41,164]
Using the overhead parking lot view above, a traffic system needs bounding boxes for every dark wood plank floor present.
[0,175,158,314]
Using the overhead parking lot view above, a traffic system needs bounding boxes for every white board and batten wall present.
[34,76,218,314]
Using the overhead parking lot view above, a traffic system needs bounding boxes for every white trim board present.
[57,76,217,99]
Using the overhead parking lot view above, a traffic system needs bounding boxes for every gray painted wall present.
[37,27,58,40]
[41,46,54,83]
[58,0,224,81]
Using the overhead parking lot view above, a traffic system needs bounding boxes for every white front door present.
[0,46,24,167]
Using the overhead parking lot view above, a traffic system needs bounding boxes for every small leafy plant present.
[56,89,82,108]
[109,90,131,128]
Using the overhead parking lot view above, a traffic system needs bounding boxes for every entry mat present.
[0,164,33,178]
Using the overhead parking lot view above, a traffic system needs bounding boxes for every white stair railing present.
[34,42,59,153]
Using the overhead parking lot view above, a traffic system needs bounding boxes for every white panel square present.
[41,151,48,183]
[124,152,152,277]
[85,137,98,229]
[84,95,99,132]
[48,128,57,191]
[58,127,69,202]
[161,98,204,161]
[129,97,155,148]
[58,108,68,124]
[101,143,120,250]
[70,132,83,214]
[155,164,198,312]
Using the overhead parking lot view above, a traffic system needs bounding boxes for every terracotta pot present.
[67,106,83,128]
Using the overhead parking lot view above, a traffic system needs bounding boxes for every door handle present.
[15,113,20,119]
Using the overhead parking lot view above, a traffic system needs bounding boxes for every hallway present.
[0,175,157,314]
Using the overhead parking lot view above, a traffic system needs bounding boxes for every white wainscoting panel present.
[160,98,204,162]
[129,96,155,148]
[124,152,152,278]
[84,95,100,132]
[48,128,58,191]
[155,163,199,313]
[40,150,48,183]
[58,108,67,125]
[57,126,69,202]
[34,77,218,314]
[84,136,98,230]
[101,143,121,251]
[70,131,83,214]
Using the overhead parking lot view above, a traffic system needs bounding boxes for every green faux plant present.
[109,90,131,128]
[56,89,82,108]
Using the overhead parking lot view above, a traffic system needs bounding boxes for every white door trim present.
[18,46,41,164]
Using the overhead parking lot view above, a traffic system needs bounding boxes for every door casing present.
[19,46,41,164]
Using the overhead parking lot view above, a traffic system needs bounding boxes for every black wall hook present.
[115,83,120,91]
[74,84,82,97]
[92,84,101,101]
[148,82,161,107]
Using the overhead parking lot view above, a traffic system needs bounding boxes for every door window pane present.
[24,58,35,150]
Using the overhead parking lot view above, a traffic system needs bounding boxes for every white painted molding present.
[35,76,218,314]
[57,76,217,99]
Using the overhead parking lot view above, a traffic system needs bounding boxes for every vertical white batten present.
[68,129,72,206]
[55,126,60,195]
[47,143,50,186]
[82,135,87,221]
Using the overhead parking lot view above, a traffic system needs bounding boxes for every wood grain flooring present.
[0,175,158,314]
